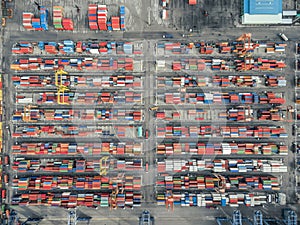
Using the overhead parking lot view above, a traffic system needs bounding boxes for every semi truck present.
[279,33,288,41]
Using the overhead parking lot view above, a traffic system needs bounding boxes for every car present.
[145,129,149,139]
[1,18,6,27]
[268,194,276,203]
[145,162,149,173]
[149,106,158,111]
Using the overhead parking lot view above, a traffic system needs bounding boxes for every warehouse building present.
[242,0,283,24]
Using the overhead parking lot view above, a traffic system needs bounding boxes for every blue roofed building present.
[242,0,283,24]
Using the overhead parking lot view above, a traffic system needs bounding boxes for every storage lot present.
[1,0,300,224]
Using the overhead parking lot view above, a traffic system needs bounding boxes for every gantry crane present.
[68,208,77,225]
[236,33,256,57]
[232,210,243,225]
[55,68,68,86]
[213,173,226,193]
[282,209,297,225]
[216,209,297,225]
[67,208,90,225]
[139,210,154,225]
[110,173,124,210]
[253,210,263,225]
[99,156,110,176]
[8,210,19,225]
[54,69,69,105]
[236,33,259,71]
[23,105,37,122]
[165,190,174,211]
[216,210,251,225]
[286,105,294,122]
[237,105,253,121]
[57,85,70,105]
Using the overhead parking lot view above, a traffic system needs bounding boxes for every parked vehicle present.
[162,33,173,39]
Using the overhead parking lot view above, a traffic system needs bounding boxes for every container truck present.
[279,33,288,41]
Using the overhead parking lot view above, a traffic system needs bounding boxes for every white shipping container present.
[18,98,33,104]
[282,10,297,16]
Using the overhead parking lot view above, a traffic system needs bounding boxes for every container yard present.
[0,0,300,224]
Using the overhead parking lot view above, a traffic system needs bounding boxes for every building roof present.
[244,0,282,15]
[242,14,282,24]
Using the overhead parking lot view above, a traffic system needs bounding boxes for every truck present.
[279,33,288,41]
[162,33,173,39]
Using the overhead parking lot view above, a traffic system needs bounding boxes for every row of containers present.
[12,142,143,156]
[12,175,141,191]
[11,174,141,208]
[157,192,279,207]
[156,175,281,191]
[155,107,290,122]
[12,106,286,122]
[11,41,143,55]
[157,159,287,173]
[88,5,125,31]
[156,142,288,155]
[22,6,48,31]
[156,91,285,105]
[12,191,141,208]
[156,75,287,88]
[12,125,288,139]
[15,91,143,105]
[10,57,136,71]
[156,58,286,71]
[12,158,143,173]
[12,125,144,138]
[156,41,286,55]
[12,109,143,122]
[156,125,288,138]
[11,142,287,156]
[12,74,143,88]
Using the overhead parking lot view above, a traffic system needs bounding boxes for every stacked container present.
[22,13,34,30]
[62,19,73,30]
[88,4,98,30]
[53,6,63,30]
[40,6,49,31]
[120,6,125,31]
[111,17,120,31]
[97,5,107,30]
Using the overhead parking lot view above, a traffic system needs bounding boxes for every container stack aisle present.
[154,35,292,209]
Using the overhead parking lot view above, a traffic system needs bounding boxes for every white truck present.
[279,33,289,41]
